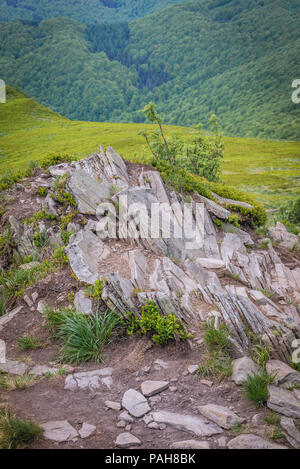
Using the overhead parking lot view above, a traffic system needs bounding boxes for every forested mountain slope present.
[0,0,299,139]
[0,0,190,23]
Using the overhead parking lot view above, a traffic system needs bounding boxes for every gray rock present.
[267,385,300,418]
[67,170,112,215]
[280,416,300,449]
[266,360,300,388]
[152,411,223,437]
[0,339,5,364]
[171,440,210,449]
[9,215,34,258]
[231,357,259,385]
[79,423,96,439]
[64,368,112,391]
[198,404,245,430]
[119,411,134,423]
[104,401,121,411]
[66,230,109,284]
[227,434,287,449]
[0,359,28,376]
[188,365,199,375]
[148,422,159,429]
[140,380,169,397]
[252,414,264,426]
[115,432,141,448]
[197,258,226,269]
[197,195,231,220]
[0,306,23,332]
[37,300,47,313]
[142,414,153,425]
[269,222,299,250]
[117,421,126,428]
[122,389,151,418]
[29,365,58,377]
[74,289,92,315]
[217,436,228,448]
[101,376,113,389]
[42,420,78,443]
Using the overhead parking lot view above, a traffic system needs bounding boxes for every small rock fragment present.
[115,433,141,448]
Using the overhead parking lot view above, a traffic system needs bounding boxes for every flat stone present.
[101,376,113,389]
[42,420,78,443]
[227,434,287,449]
[74,289,92,315]
[24,295,33,307]
[267,385,300,418]
[29,365,59,376]
[64,369,112,391]
[231,357,259,385]
[280,417,300,449]
[171,440,210,449]
[122,389,151,418]
[0,359,28,376]
[148,422,159,429]
[198,404,245,430]
[0,340,5,364]
[119,411,134,423]
[104,401,121,411]
[37,300,47,313]
[188,365,199,375]
[79,423,96,439]
[266,360,300,388]
[141,380,169,397]
[142,414,153,425]
[154,359,168,369]
[200,379,213,387]
[117,421,126,428]
[197,258,225,269]
[115,432,141,448]
[0,306,23,331]
[152,411,223,437]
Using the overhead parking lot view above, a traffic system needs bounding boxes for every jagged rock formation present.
[47,146,300,362]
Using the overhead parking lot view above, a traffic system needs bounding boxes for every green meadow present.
[0,88,299,208]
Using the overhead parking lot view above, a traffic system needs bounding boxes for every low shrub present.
[41,153,74,170]
[123,300,189,345]
[85,279,106,301]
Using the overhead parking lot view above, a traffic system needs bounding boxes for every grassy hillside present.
[1,88,299,208]
[0,0,299,140]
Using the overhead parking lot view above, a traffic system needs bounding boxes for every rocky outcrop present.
[46,147,300,362]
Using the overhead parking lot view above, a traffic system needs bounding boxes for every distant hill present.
[0,0,190,23]
[0,0,299,139]
[1,86,299,208]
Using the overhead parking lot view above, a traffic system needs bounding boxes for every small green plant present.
[231,422,245,435]
[0,297,6,317]
[17,335,43,351]
[251,343,272,368]
[123,300,189,345]
[24,210,56,226]
[213,218,222,228]
[61,230,73,245]
[264,410,280,425]
[230,272,241,282]
[0,228,14,257]
[268,426,284,440]
[32,229,49,248]
[41,153,74,170]
[242,370,275,406]
[50,174,77,208]
[258,240,270,250]
[13,374,36,390]
[0,409,42,449]
[260,288,274,299]
[44,371,54,379]
[228,214,240,228]
[203,319,231,354]
[37,186,48,197]
[197,352,233,381]
[86,279,106,301]
[51,245,69,267]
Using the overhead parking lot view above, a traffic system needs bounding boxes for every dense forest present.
[0,0,299,139]
[0,0,190,23]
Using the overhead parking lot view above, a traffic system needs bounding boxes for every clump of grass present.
[0,373,36,391]
[37,186,48,197]
[264,410,280,425]
[231,422,245,435]
[268,426,284,440]
[85,279,106,301]
[45,307,120,363]
[251,343,273,368]
[203,319,231,354]
[0,297,7,317]
[197,352,233,381]
[260,288,274,299]
[17,335,43,351]
[242,370,275,406]
[0,409,42,449]
[32,230,49,249]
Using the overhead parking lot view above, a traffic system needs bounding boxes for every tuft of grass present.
[264,410,280,426]
[251,343,273,369]
[0,409,42,449]
[45,307,120,363]
[17,335,43,351]
[268,426,284,440]
[230,422,245,435]
[203,319,231,354]
[0,297,7,317]
[242,370,275,406]
[0,373,36,391]
[197,352,233,382]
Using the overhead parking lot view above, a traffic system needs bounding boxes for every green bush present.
[0,409,42,449]
[24,210,56,226]
[50,174,77,208]
[85,279,106,301]
[37,186,48,197]
[124,300,189,345]
[41,153,74,170]
[242,370,275,406]
[32,230,49,248]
